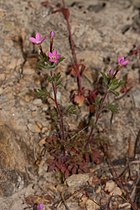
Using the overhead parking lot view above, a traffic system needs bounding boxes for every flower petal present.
[56,54,61,59]
[122,60,128,66]
[49,58,55,62]
[48,52,52,57]
[118,56,125,64]
[53,49,57,55]
[36,32,41,41]
[29,37,37,44]
[41,36,46,43]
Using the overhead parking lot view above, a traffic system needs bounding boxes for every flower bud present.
[108,69,114,76]
[50,31,55,38]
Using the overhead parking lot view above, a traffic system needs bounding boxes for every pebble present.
[104,180,116,193]
[0,73,6,81]
[0,88,4,95]
[41,126,49,134]
[87,3,106,13]
[23,61,35,75]
[24,95,33,103]
[31,111,37,117]
[27,123,42,133]
[86,199,100,210]
[32,99,42,106]
[66,174,90,188]
[29,105,37,111]
[42,104,48,112]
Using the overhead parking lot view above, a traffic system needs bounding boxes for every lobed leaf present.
[107,103,118,113]
[101,72,109,86]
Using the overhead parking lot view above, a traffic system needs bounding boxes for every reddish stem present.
[86,91,108,147]
[50,71,65,142]
[50,38,53,53]
[39,45,45,57]
[61,0,82,93]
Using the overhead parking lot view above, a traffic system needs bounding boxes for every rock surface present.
[0,0,140,209]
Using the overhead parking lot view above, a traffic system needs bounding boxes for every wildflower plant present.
[29,30,130,181]
[27,2,140,209]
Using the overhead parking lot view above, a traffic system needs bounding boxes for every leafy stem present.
[86,90,109,147]
[50,71,65,142]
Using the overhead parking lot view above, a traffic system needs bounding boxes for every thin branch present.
[50,71,65,142]
[60,0,82,93]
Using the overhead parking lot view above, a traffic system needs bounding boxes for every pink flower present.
[37,203,43,210]
[29,32,46,45]
[48,49,61,63]
[118,56,128,66]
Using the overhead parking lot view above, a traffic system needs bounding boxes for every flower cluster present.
[29,32,61,63]
[108,56,128,78]
[118,56,128,66]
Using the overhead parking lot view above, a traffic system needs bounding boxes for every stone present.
[132,88,140,108]
[0,73,6,81]
[0,125,34,197]
[132,0,140,9]
[111,186,122,196]
[105,180,116,193]
[86,199,100,210]
[87,3,106,13]
[32,98,42,106]
[23,61,35,75]
[27,123,42,133]
[0,0,140,209]
[66,174,90,188]
[42,104,48,112]
[0,87,4,95]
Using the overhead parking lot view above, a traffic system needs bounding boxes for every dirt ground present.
[0,0,140,209]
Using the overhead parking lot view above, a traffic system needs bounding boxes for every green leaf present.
[55,72,61,81]
[53,72,62,86]
[58,57,65,63]
[110,90,119,96]
[94,96,101,106]
[47,62,57,69]
[66,105,77,114]
[108,80,119,91]
[101,72,109,86]
[118,79,125,87]
[108,79,125,91]
[37,62,46,70]
[36,89,48,99]
[50,108,57,120]
[37,55,50,70]
[107,103,118,113]
[47,75,53,82]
